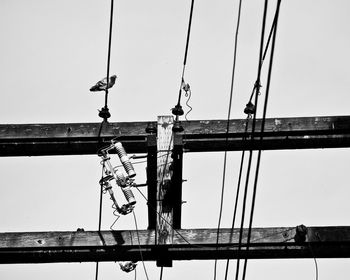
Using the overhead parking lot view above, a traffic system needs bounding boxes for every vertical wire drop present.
[95,167,105,280]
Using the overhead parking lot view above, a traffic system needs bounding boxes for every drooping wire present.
[184,87,192,121]
[104,0,115,109]
[241,1,281,280]
[95,165,105,280]
[213,0,243,279]
[132,210,150,280]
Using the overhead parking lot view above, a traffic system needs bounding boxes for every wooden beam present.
[1,226,350,264]
[1,115,350,156]
[171,133,183,229]
[146,134,157,230]
[156,116,174,247]
[155,116,175,266]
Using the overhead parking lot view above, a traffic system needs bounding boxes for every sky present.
[1,0,350,279]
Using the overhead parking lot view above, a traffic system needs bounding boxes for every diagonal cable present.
[241,1,282,279]
[213,0,243,279]
[234,1,269,279]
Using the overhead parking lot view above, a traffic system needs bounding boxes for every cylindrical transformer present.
[114,142,136,178]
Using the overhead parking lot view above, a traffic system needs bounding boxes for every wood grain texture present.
[1,226,350,263]
[156,116,174,245]
[1,115,350,156]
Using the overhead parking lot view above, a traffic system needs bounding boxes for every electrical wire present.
[133,210,150,280]
[213,0,243,279]
[135,186,196,247]
[308,243,319,280]
[235,59,262,280]
[174,0,195,113]
[241,1,281,280]
[313,257,319,280]
[160,266,164,280]
[127,186,297,255]
[95,165,105,280]
[113,153,175,169]
[234,1,269,279]
[248,0,281,103]
[224,118,249,280]
[104,0,115,109]
[178,0,194,103]
[184,88,192,121]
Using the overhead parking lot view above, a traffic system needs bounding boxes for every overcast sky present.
[1,1,350,279]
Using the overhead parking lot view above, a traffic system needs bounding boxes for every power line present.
[95,2,116,278]
[95,166,105,280]
[224,118,249,280]
[248,0,281,103]
[234,78,261,280]
[213,0,243,279]
[235,1,269,279]
[172,0,195,119]
[241,1,281,279]
[94,0,116,122]
[104,0,115,109]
